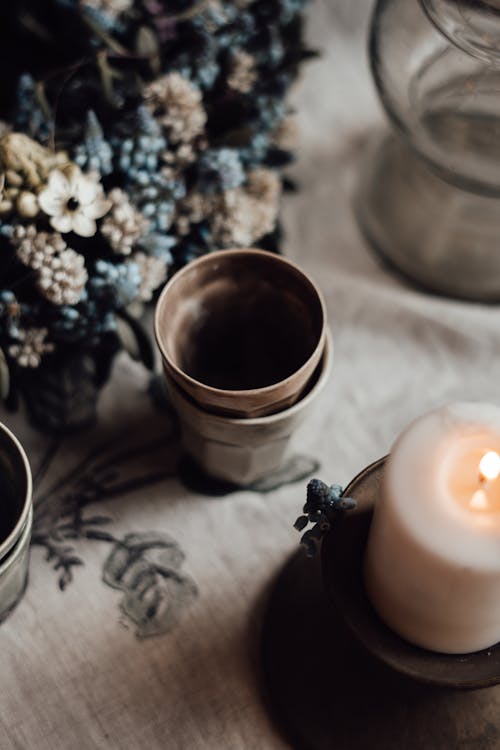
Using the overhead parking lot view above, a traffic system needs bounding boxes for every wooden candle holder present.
[260,459,500,749]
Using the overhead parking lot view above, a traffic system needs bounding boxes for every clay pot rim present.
[154,248,327,400]
[0,421,32,563]
[167,329,333,427]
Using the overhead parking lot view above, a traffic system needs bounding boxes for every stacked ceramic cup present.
[155,249,331,485]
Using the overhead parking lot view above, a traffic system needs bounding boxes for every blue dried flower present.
[111,106,181,233]
[92,260,141,308]
[115,132,166,176]
[13,74,51,142]
[294,479,357,557]
[0,291,16,304]
[196,61,220,90]
[0,290,21,338]
[132,179,178,233]
[279,0,308,24]
[197,148,245,193]
[138,232,176,264]
[208,9,255,48]
[79,3,128,34]
[0,224,15,239]
[255,94,286,131]
[47,301,117,343]
[74,111,113,176]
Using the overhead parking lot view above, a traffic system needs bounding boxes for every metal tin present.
[0,421,32,622]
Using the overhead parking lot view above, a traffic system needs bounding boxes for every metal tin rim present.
[0,421,33,562]
[0,505,32,575]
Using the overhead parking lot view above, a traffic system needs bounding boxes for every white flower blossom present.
[38,165,111,237]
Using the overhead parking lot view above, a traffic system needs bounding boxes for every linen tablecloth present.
[2,2,500,748]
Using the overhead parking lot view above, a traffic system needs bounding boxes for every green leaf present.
[160,0,210,21]
[116,315,140,361]
[116,312,155,370]
[136,26,161,74]
[0,347,10,401]
[125,300,145,320]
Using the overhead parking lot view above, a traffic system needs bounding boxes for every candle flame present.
[479,451,500,481]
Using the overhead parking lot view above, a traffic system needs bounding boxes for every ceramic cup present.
[0,421,32,622]
[154,249,327,418]
[166,332,332,485]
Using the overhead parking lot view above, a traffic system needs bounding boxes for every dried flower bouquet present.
[0,0,313,431]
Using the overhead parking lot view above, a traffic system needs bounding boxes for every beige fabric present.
[2,2,500,748]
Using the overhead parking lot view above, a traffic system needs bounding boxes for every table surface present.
[3,2,500,748]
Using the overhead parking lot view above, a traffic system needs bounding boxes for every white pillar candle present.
[364,402,500,654]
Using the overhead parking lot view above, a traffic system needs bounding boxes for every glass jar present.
[423,0,500,61]
[358,0,500,300]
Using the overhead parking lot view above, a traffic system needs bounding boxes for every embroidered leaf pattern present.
[29,400,319,637]
[103,532,198,638]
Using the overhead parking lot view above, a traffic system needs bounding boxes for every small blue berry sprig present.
[294,479,356,557]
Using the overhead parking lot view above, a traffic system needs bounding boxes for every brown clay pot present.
[166,332,333,485]
[154,249,327,418]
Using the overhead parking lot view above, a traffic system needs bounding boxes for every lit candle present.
[364,403,500,654]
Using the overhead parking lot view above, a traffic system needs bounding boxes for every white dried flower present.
[247,168,281,201]
[101,188,149,255]
[0,132,68,215]
[16,190,39,218]
[13,225,63,268]
[133,252,167,302]
[144,73,206,144]
[164,143,196,167]
[80,0,132,17]
[271,116,299,151]
[0,121,11,139]
[38,164,111,237]
[227,51,257,94]
[9,328,54,368]
[211,169,281,247]
[12,225,88,305]
[38,248,88,305]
